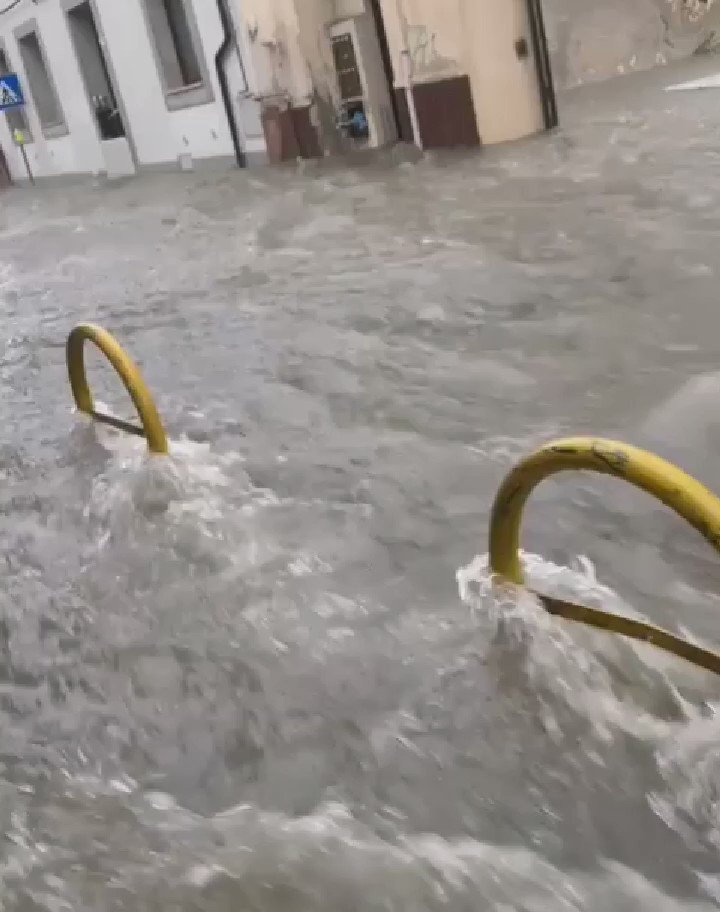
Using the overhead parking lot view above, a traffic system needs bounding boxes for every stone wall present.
[543,0,720,89]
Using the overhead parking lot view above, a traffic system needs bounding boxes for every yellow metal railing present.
[62,326,720,676]
[489,438,720,675]
[66,323,168,455]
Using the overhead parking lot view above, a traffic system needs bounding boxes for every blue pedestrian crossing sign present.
[0,74,24,110]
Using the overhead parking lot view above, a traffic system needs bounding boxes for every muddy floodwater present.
[4,59,720,910]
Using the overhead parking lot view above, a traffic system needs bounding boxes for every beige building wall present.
[381,0,465,85]
[236,0,551,159]
[295,0,337,102]
[460,0,544,143]
[243,0,313,101]
[379,0,545,144]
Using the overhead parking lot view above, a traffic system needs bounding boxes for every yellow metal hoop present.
[488,437,720,675]
[66,323,169,455]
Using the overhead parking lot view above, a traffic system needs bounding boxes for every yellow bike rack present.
[66,323,168,455]
[489,437,720,675]
[62,328,720,674]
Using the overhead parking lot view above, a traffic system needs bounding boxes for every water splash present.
[456,551,715,735]
[2,785,715,911]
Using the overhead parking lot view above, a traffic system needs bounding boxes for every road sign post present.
[0,74,31,184]
[14,129,33,184]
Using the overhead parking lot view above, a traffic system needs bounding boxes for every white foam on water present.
[57,419,720,903]
[29,783,713,911]
[457,550,720,859]
[651,711,720,851]
[456,551,718,738]
[72,403,250,522]
[666,75,720,92]
[178,800,713,911]
[62,407,294,631]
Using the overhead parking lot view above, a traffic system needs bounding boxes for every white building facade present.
[0,0,267,182]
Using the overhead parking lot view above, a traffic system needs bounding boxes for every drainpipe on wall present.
[525,0,558,130]
[394,0,422,150]
[215,0,246,167]
[0,0,25,15]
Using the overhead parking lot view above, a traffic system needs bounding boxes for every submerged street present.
[4,58,720,909]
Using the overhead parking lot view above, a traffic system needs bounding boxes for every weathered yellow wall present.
[460,0,544,144]
[377,0,465,86]
[240,0,545,147]
[242,0,315,102]
[241,0,350,108]
[377,0,544,144]
[294,0,338,104]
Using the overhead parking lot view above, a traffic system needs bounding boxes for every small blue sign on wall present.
[0,74,24,110]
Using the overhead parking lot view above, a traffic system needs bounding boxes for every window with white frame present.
[142,0,213,109]
[0,45,32,143]
[15,23,66,138]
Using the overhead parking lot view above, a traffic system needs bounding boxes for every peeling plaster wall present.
[388,0,465,85]
[293,0,340,141]
[240,0,351,148]
[544,0,720,89]
[243,0,314,101]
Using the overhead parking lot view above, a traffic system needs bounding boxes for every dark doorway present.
[526,0,558,129]
[331,30,370,141]
[67,1,126,140]
[332,32,364,102]
[368,0,407,140]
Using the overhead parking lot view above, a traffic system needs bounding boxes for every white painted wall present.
[95,0,236,167]
[0,0,264,180]
[0,0,103,181]
[226,0,267,162]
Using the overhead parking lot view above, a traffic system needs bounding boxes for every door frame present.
[61,0,139,169]
[525,0,557,130]
[367,0,403,138]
